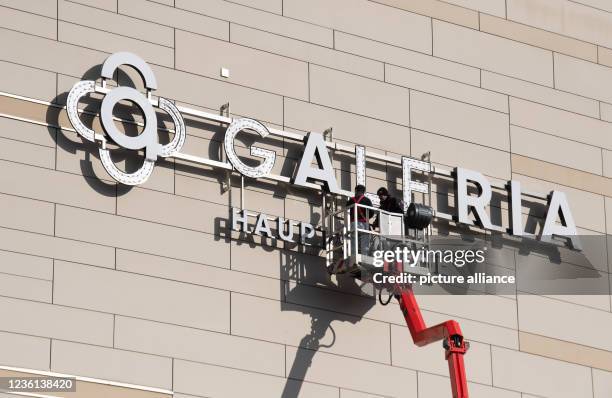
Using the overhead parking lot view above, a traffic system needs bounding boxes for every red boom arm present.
[396,285,469,398]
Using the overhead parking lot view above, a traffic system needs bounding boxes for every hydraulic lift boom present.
[395,284,469,398]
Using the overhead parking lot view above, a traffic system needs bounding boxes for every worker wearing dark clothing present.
[378,187,403,212]
[346,185,372,256]
[373,187,403,229]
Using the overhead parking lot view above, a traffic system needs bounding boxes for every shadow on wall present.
[278,236,376,398]
[213,205,376,397]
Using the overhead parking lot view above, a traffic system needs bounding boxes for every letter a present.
[293,132,340,194]
[540,191,582,250]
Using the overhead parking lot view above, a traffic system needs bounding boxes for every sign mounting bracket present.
[219,102,232,194]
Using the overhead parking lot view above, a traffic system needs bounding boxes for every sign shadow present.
[279,248,376,398]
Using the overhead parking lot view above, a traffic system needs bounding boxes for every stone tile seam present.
[434,13,612,66]
[0,247,55,264]
[390,76,509,114]
[511,151,606,183]
[568,0,612,15]
[519,331,612,371]
[57,19,174,49]
[326,29,487,85]
[145,0,175,8]
[0,58,58,83]
[478,16,601,58]
[0,24,61,44]
[0,4,57,21]
[59,257,255,297]
[55,26,173,69]
[222,0,283,16]
[481,85,600,120]
[511,155,611,196]
[509,121,612,154]
[273,4,434,54]
[518,292,612,316]
[379,58,480,90]
[368,0,477,28]
[225,24,385,81]
[65,0,122,14]
[408,126,511,158]
[0,243,110,270]
[0,133,57,150]
[171,3,334,46]
[0,168,118,214]
[0,270,53,283]
[61,0,175,39]
[173,358,395,398]
[435,0,505,19]
[504,7,612,53]
[114,7,229,42]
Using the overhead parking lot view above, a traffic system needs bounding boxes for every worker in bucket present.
[345,184,373,256]
[372,187,403,230]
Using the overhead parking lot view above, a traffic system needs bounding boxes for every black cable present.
[378,287,393,306]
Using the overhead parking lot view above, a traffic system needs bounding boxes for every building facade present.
[0,0,611,397]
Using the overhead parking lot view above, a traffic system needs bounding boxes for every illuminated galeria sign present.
[66,52,581,250]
